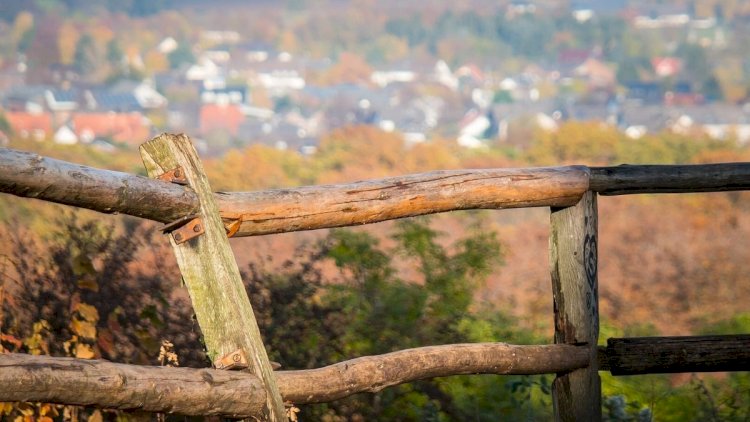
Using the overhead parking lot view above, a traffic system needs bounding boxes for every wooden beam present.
[590,163,750,195]
[549,191,601,422]
[0,343,590,413]
[598,335,750,375]
[3,146,749,232]
[218,166,589,236]
[278,342,589,403]
[0,147,197,223]
[139,134,287,421]
[0,353,266,417]
[0,147,588,233]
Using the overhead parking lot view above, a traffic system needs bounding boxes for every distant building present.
[5,111,52,141]
[72,112,151,145]
[200,103,244,137]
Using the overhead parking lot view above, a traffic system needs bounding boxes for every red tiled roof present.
[72,112,150,145]
[200,103,244,137]
[6,112,53,138]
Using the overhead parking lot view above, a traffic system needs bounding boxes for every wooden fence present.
[1,133,749,421]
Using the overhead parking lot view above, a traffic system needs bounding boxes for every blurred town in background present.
[0,0,749,155]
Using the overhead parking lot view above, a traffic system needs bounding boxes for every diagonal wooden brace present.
[140,134,286,421]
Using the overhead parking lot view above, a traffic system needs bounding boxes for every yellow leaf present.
[0,402,14,415]
[88,409,103,422]
[40,403,59,417]
[71,318,97,339]
[77,276,99,292]
[73,303,99,323]
[15,402,34,416]
[75,343,95,359]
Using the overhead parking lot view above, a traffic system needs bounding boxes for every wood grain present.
[0,353,265,417]
[0,147,197,222]
[217,166,590,236]
[277,343,590,403]
[140,134,287,421]
[0,343,590,413]
[549,191,600,422]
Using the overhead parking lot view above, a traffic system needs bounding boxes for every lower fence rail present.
[0,335,747,418]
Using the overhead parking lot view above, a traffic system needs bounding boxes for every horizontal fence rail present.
[598,335,750,375]
[2,147,750,236]
[2,336,747,417]
[0,343,589,417]
[590,163,750,195]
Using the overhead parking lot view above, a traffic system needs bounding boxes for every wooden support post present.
[140,134,286,421]
[549,190,601,421]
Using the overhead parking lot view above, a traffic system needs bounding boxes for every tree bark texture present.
[217,166,589,236]
[0,147,197,222]
[277,342,590,403]
[140,134,287,421]
[0,343,589,414]
[598,335,750,375]
[549,191,601,422]
[0,353,266,417]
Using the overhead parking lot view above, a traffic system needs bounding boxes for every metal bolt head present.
[174,233,183,241]
[193,224,202,232]
[173,169,181,178]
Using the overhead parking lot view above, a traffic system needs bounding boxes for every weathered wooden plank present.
[549,191,600,422]
[598,335,750,375]
[0,353,266,417]
[139,134,287,421]
[590,163,750,195]
[0,343,590,411]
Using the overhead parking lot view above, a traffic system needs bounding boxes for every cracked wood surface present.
[0,353,266,417]
[216,166,590,235]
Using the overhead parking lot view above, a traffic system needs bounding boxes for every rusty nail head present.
[174,233,183,241]
[193,224,202,232]
[173,168,181,178]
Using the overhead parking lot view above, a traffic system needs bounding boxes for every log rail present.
[2,147,749,236]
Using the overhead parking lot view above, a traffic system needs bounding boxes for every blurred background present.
[0,1,749,420]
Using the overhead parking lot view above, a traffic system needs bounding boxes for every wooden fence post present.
[140,134,286,421]
[549,190,601,421]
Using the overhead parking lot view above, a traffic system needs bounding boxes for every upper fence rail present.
[1,147,749,236]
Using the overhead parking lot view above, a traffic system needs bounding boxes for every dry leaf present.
[71,318,97,339]
[75,343,95,359]
[73,303,99,322]
[0,402,14,415]
[88,409,103,422]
